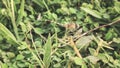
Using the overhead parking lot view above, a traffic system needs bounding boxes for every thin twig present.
[75,19,120,41]
[69,37,82,58]
[57,37,82,58]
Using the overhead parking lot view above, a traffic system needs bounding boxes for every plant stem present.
[43,0,50,12]
[70,37,82,58]
[75,19,120,41]
[11,0,19,40]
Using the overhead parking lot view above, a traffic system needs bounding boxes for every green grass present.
[0,0,120,68]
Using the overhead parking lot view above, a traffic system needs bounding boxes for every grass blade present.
[16,0,25,23]
[43,34,52,68]
[81,7,102,19]
[0,23,18,45]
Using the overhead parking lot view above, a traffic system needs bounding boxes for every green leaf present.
[17,61,26,67]
[61,7,69,15]
[19,22,27,33]
[43,34,52,68]
[89,48,96,56]
[33,0,44,8]
[18,42,27,50]
[97,54,108,63]
[1,63,8,68]
[14,0,20,4]
[6,52,15,59]
[52,13,57,20]
[0,34,3,42]
[74,57,84,65]
[34,28,44,34]
[113,38,120,43]
[114,1,120,13]
[86,56,99,64]
[0,23,19,45]
[16,54,25,60]
[76,36,93,49]
[105,31,113,40]
[16,0,25,23]
[74,57,87,68]
[53,63,61,68]
[103,13,110,19]
[81,7,102,19]
[69,7,76,14]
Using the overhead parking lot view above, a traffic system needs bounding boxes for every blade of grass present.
[81,7,102,19]
[27,23,45,67]
[33,0,44,8]
[16,0,25,23]
[10,0,20,40]
[26,44,44,68]
[43,34,52,68]
[2,0,20,40]
[42,0,50,12]
[0,23,19,45]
